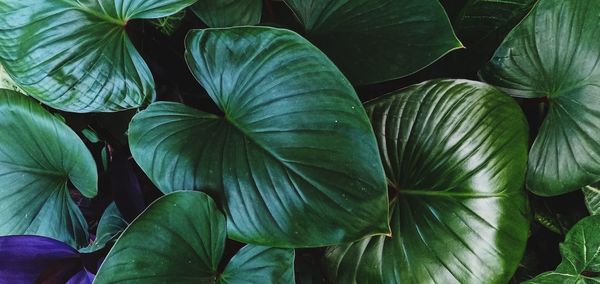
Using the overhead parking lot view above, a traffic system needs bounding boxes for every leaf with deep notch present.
[325,80,529,283]
[0,0,197,112]
[128,27,389,248]
[480,0,600,195]
[0,89,97,248]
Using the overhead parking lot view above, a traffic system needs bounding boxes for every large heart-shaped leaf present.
[479,0,600,196]
[527,215,600,283]
[191,0,262,27]
[129,27,389,247]
[325,80,530,283]
[0,0,197,112]
[95,191,295,283]
[0,89,97,248]
[282,0,462,85]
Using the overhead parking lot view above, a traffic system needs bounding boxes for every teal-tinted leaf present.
[79,203,127,253]
[219,245,295,284]
[95,191,226,283]
[325,80,530,283]
[95,192,296,283]
[0,0,197,112]
[129,27,389,248]
[526,215,600,283]
[583,183,600,216]
[455,0,536,49]
[479,0,600,196]
[283,0,462,85]
[0,89,97,248]
[191,0,262,27]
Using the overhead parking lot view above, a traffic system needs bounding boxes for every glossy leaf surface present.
[325,80,530,283]
[480,0,600,195]
[129,27,389,247]
[219,245,295,284]
[283,0,462,85]
[191,0,262,27]
[0,0,197,112]
[527,215,600,283]
[0,90,97,248]
[95,191,226,283]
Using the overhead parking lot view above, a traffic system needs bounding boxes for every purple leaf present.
[0,235,84,284]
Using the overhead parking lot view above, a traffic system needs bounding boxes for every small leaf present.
[94,191,226,283]
[526,215,600,283]
[283,0,462,85]
[0,0,198,112]
[583,183,600,216]
[480,0,600,195]
[191,0,262,27]
[129,27,389,247]
[325,80,530,283]
[79,203,128,253]
[219,245,295,284]
[0,89,97,248]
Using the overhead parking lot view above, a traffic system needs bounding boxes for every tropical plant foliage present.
[0,0,598,283]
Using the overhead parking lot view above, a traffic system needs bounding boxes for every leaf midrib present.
[62,0,127,26]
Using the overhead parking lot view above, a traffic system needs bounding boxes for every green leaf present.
[325,80,530,283]
[95,191,295,283]
[526,215,600,283]
[455,0,536,49]
[583,183,600,216]
[0,0,197,113]
[79,203,127,253]
[219,245,295,284]
[128,27,389,248]
[191,0,262,27]
[283,0,462,85]
[95,191,226,283]
[479,0,600,196]
[0,89,97,248]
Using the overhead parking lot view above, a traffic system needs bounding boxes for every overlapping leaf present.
[480,0,600,195]
[325,80,530,283]
[129,27,389,247]
[0,0,197,112]
[79,203,127,253]
[283,0,462,85]
[0,89,97,248]
[527,215,600,283]
[95,191,294,283]
[191,0,262,27]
